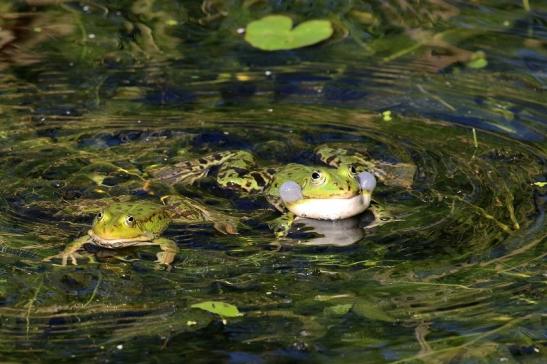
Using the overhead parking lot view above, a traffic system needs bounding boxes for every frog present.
[147,145,396,237]
[43,195,238,267]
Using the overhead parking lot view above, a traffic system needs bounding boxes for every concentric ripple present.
[0,1,546,360]
[0,101,544,362]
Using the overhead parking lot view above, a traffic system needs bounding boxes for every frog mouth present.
[285,192,372,220]
[88,230,155,248]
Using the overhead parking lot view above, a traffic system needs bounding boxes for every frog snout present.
[357,172,376,192]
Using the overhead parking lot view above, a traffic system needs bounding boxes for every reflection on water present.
[293,204,404,246]
[0,0,545,362]
[292,216,366,246]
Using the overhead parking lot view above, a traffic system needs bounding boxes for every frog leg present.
[195,203,240,235]
[43,235,92,266]
[266,195,296,237]
[315,145,373,171]
[151,237,179,267]
[162,195,239,235]
[315,144,415,188]
[216,151,272,193]
[364,203,403,229]
[268,212,296,238]
[148,151,251,185]
[212,221,238,235]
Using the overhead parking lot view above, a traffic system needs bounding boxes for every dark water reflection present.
[0,1,545,362]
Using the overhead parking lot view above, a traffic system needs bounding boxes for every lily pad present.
[245,15,333,51]
[191,301,243,318]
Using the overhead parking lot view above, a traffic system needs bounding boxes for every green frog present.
[43,195,237,267]
[147,145,406,237]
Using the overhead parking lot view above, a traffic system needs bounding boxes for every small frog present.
[44,196,237,267]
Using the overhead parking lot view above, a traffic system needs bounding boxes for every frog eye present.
[310,171,326,184]
[96,212,103,221]
[349,165,357,175]
[125,215,135,226]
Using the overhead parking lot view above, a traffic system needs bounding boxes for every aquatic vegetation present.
[0,0,545,362]
[466,51,488,69]
[244,15,333,51]
[191,301,243,318]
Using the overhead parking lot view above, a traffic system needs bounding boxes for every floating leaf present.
[467,58,488,69]
[245,15,333,51]
[324,304,353,316]
[466,51,488,69]
[352,300,395,322]
[382,110,393,121]
[191,301,243,317]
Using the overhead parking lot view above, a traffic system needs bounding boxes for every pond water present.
[0,1,545,362]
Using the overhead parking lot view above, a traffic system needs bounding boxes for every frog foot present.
[155,250,177,265]
[43,251,95,266]
[269,238,292,251]
[268,220,291,238]
[213,221,238,235]
[268,213,295,238]
[153,237,179,270]
[154,251,177,272]
[365,204,403,229]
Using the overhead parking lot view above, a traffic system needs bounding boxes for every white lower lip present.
[286,193,371,220]
[88,230,153,248]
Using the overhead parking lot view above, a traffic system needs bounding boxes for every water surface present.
[0,1,545,362]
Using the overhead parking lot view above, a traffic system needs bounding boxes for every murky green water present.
[0,1,545,362]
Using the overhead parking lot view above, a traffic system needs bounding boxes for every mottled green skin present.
[314,145,416,189]
[264,163,362,211]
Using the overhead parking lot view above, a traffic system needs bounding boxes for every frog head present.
[275,164,376,220]
[91,202,170,240]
